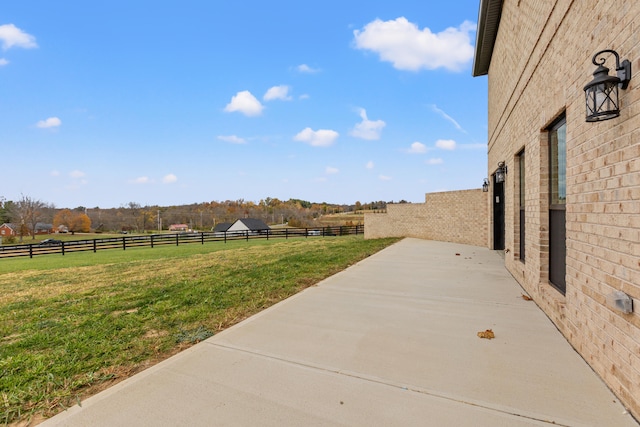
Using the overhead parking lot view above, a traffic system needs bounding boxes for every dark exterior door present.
[493,177,505,250]
[518,151,525,261]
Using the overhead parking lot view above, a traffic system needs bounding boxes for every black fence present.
[0,225,364,259]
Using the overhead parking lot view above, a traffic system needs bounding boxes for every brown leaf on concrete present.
[522,294,533,301]
[477,329,495,339]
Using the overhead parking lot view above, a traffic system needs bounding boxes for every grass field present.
[315,212,364,226]
[0,236,400,425]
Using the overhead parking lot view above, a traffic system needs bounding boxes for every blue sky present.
[1,1,487,209]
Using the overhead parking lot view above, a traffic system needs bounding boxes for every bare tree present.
[9,194,51,241]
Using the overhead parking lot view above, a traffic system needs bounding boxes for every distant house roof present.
[0,223,17,231]
[35,223,53,231]
[227,218,271,232]
[237,218,270,230]
[212,222,232,232]
[168,224,189,231]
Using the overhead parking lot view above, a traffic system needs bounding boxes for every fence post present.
[224,231,227,244]
[305,228,308,238]
[151,235,154,248]
[29,244,33,259]
[266,229,269,240]
[245,230,249,241]
[176,234,179,246]
[61,241,65,256]
[201,232,204,245]
[285,228,288,239]
[93,239,97,252]
[122,237,126,251]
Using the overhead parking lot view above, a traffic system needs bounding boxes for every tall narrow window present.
[549,116,566,293]
[550,122,567,206]
[518,150,525,261]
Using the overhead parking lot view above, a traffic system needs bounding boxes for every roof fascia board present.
[472,0,504,76]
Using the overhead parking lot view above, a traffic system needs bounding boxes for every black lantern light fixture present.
[495,161,507,183]
[482,178,489,192]
[584,49,632,122]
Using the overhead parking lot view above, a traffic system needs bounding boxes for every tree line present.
[0,195,395,241]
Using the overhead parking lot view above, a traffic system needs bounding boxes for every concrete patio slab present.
[41,238,638,426]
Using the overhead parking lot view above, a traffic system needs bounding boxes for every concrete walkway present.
[42,238,638,426]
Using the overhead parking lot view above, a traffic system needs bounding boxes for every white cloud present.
[218,135,246,144]
[435,139,456,150]
[366,161,374,169]
[379,175,392,181]
[294,127,339,147]
[131,176,151,184]
[0,58,8,66]
[353,18,476,72]
[297,64,320,73]
[325,166,339,175]
[36,117,61,128]
[264,85,292,101]
[426,158,444,165]
[350,108,386,140]
[430,104,466,133]
[224,90,264,116]
[69,170,85,178]
[0,24,38,50]
[299,94,310,100]
[408,141,427,154]
[162,174,177,184]
[50,170,60,177]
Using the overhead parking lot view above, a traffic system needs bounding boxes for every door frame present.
[493,175,505,251]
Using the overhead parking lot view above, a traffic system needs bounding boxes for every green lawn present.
[0,236,400,425]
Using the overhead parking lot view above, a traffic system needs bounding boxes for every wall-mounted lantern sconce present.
[584,49,632,122]
[495,161,507,183]
[482,178,490,192]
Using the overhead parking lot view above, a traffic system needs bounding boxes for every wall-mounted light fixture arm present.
[592,49,631,89]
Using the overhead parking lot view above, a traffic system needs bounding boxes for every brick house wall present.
[0,224,16,236]
[364,189,488,247]
[475,0,640,417]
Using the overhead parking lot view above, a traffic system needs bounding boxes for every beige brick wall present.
[485,0,640,417]
[364,189,488,247]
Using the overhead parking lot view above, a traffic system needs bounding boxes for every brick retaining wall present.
[364,189,488,247]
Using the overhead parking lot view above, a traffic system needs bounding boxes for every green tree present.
[0,197,11,224]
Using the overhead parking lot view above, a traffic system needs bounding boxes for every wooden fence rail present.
[0,225,364,259]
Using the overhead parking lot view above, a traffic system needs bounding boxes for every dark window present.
[550,120,566,207]
[548,116,566,293]
[518,150,525,261]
